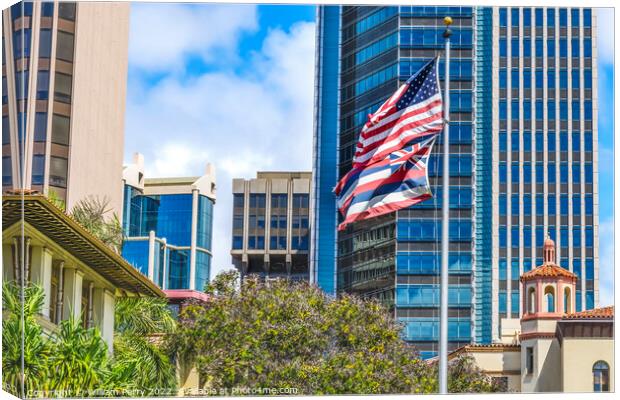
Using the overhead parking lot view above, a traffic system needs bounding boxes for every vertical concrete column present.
[557,283,564,314]
[29,246,53,319]
[3,244,15,281]
[24,237,31,283]
[286,179,293,276]
[87,281,94,328]
[161,238,168,290]
[189,189,199,290]
[147,230,156,281]
[12,237,20,285]
[63,266,83,321]
[536,280,542,312]
[56,261,65,324]
[92,288,115,353]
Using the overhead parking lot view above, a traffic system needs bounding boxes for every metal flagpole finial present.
[443,16,453,38]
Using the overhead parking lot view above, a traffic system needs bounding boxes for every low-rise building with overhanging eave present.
[2,192,166,352]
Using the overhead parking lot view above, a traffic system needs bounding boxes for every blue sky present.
[124,4,614,306]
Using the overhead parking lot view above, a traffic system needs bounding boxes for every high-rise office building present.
[2,1,130,215]
[232,171,311,281]
[121,153,216,292]
[311,6,598,357]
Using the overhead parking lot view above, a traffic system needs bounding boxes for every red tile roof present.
[520,263,577,281]
[563,306,614,320]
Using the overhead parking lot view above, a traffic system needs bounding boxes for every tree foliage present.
[106,296,178,392]
[2,282,51,396]
[167,272,503,395]
[70,195,123,253]
[1,283,177,397]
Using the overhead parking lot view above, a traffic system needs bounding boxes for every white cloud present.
[598,217,614,306]
[596,8,614,66]
[128,3,258,73]
[149,143,210,178]
[125,17,316,278]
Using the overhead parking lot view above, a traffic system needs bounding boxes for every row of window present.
[396,285,472,307]
[232,233,310,250]
[354,32,397,66]
[400,28,473,48]
[235,193,310,210]
[498,291,521,314]
[400,6,473,18]
[350,64,398,99]
[351,7,398,38]
[400,318,471,341]
[499,226,594,248]
[499,100,594,121]
[412,186,472,210]
[396,252,472,274]
[498,162,594,185]
[499,131,594,153]
[499,69,593,90]
[499,8,592,29]
[428,154,473,177]
[500,193,594,216]
[10,2,76,20]
[400,59,473,80]
[397,220,472,242]
[499,38,592,58]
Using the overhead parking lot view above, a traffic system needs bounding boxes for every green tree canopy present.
[2,283,177,398]
[167,272,503,395]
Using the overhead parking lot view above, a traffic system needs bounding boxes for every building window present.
[58,2,76,21]
[2,156,12,186]
[56,31,75,62]
[49,156,68,188]
[36,70,50,100]
[2,116,9,144]
[39,28,52,58]
[526,347,534,374]
[593,361,610,392]
[54,72,73,103]
[34,112,47,142]
[32,155,45,185]
[51,114,70,145]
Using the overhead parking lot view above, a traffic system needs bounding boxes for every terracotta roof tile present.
[563,306,614,320]
[520,264,577,281]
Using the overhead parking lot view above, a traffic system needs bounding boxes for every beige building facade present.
[231,172,311,281]
[450,238,613,393]
[2,194,165,352]
[2,1,129,215]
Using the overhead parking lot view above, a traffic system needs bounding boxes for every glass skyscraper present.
[311,6,598,357]
[121,153,216,292]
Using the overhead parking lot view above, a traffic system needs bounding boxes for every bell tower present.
[518,236,577,392]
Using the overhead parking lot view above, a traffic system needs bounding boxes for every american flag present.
[334,57,443,230]
[354,57,443,168]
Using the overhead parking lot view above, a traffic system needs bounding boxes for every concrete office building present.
[2,1,129,215]
[231,172,311,281]
[311,6,598,357]
[121,153,216,293]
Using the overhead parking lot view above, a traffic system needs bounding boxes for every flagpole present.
[439,16,453,395]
